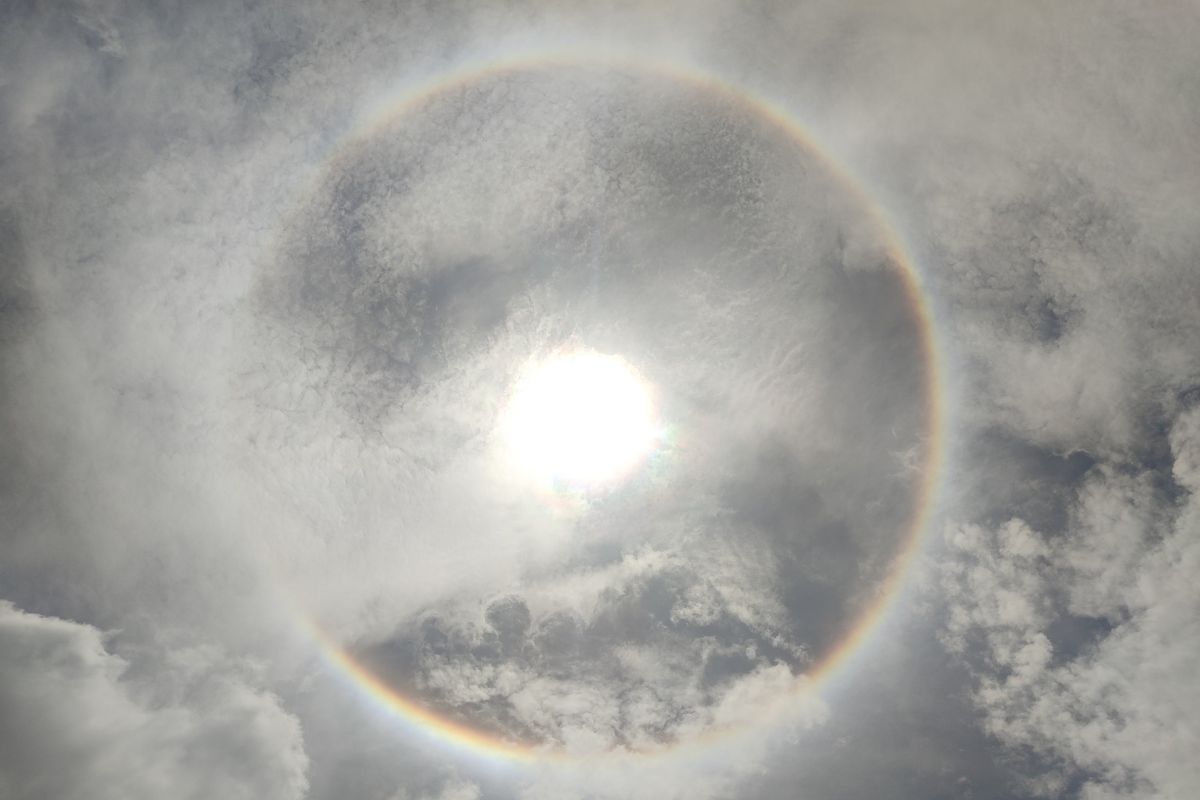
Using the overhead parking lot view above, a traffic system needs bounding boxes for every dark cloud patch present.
[262,244,530,427]
[0,209,35,345]
[485,595,532,654]
[231,8,312,109]
[1042,612,1113,667]
[954,429,1097,536]
[720,437,863,653]
[750,619,1021,800]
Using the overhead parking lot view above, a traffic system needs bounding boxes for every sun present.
[500,349,660,490]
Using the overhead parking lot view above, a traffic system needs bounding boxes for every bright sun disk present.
[501,349,659,489]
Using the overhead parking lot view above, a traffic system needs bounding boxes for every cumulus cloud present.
[514,678,828,800]
[939,406,1200,799]
[358,542,811,751]
[0,601,309,800]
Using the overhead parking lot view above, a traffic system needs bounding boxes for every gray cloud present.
[0,601,308,800]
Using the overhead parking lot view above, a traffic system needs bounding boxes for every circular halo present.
[264,52,945,764]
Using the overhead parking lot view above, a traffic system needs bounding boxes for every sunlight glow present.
[501,349,659,490]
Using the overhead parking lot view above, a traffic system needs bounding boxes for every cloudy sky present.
[2,2,1198,799]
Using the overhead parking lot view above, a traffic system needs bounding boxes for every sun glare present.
[501,349,659,490]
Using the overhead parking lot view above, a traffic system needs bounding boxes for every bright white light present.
[501,349,658,489]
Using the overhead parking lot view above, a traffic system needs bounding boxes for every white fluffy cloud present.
[939,406,1200,799]
[0,601,309,800]
[514,676,828,800]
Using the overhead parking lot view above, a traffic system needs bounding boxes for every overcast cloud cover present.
[1,2,1198,799]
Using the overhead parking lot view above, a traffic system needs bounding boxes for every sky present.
[1,2,1198,799]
